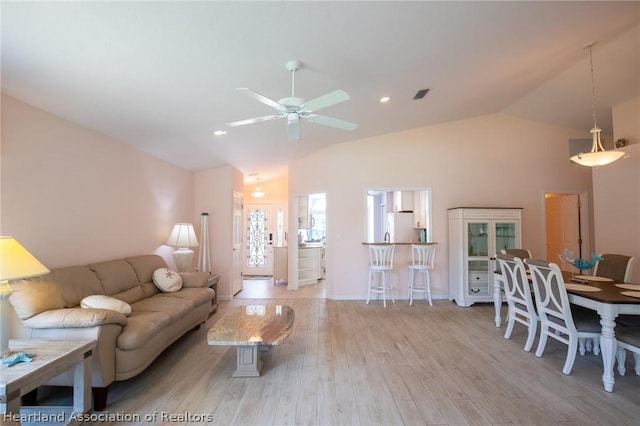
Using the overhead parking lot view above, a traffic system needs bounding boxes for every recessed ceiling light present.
[379,96,390,103]
[213,130,227,136]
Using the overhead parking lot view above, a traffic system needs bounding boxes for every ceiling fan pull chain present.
[291,67,296,97]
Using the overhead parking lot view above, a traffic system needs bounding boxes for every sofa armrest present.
[180,271,216,288]
[22,308,128,329]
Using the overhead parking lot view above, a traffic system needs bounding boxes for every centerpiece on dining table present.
[558,249,603,279]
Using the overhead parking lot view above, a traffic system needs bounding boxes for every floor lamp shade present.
[0,236,50,356]
[166,223,199,272]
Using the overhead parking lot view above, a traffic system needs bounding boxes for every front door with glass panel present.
[244,203,286,276]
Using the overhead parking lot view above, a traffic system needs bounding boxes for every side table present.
[1,339,95,424]
[208,274,220,314]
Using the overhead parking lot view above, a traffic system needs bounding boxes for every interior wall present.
[613,96,640,145]
[289,113,594,300]
[0,94,195,268]
[194,165,244,300]
[243,175,288,202]
[592,143,640,281]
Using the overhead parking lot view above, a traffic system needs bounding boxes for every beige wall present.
[289,113,594,299]
[593,97,640,281]
[243,175,288,203]
[1,94,195,269]
[613,96,640,146]
[194,165,244,300]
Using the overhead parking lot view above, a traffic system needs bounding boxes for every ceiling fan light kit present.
[570,42,625,167]
[226,60,358,140]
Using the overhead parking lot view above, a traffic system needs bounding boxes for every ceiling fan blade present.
[226,114,281,127]
[302,90,350,112]
[307,114,358,131]
[236,88,283,111]
[287,120,301,140]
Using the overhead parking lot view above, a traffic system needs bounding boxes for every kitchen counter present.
[361,242,437,245]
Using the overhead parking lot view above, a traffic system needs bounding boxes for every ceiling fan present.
[226,60,358,140]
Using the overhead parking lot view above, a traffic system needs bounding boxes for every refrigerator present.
[386,212,416,243]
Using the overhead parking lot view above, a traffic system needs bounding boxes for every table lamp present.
[166,223,199,272]
[0,236,50,357]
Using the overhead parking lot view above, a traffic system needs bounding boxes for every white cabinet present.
[448,208,522,307]
[393,190,414,212]
[413,190,428,229]
[298,246,322,285]
[273,246,288,285]
[298,195,310,228]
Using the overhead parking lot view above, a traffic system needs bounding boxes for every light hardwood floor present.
[37,285,640,425]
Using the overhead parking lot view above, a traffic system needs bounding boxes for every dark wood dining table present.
[494,270,640,392]
[563,273,640,392]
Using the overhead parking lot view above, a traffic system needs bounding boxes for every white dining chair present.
[366,244,395,308]
[407,244,436,306]
[525,259,602,374]
[592,253,636,282]
[500,248,532,260]
[615,327,640,376]
[496,254,538,351]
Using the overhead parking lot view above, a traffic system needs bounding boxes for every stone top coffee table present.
[207,304,294,377]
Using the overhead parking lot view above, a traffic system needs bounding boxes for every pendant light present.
[570,42,625,167]
[251,176,265,198]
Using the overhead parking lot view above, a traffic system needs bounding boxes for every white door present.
[232,191,244,295]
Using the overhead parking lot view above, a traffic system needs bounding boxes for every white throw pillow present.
[152,268,183,293]
[81,295,132,316]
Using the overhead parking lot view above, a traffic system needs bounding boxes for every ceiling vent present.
[413,89,430,100]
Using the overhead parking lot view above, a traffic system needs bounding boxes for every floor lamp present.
[0,237,50,357]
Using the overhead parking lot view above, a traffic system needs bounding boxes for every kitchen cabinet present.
[298,196,309,228]
[298,246,322,285]
[273,246,288,285]
[393,190,414,212]
[448,207,522,307]
[413,190,428,229]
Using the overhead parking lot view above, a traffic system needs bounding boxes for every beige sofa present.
[8,254,215,410]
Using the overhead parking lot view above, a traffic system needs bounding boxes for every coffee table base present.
[233,346,264,377]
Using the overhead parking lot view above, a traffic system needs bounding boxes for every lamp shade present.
[166,223,199,248]
[0,236,50,281]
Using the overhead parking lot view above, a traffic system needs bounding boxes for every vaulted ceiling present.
[2,2,639,180]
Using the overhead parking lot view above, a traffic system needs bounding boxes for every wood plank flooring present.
[35,282,640,425]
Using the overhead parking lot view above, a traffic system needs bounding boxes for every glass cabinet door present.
[494,221,517,253]
[467,222,489,257]
[467,222,490,296]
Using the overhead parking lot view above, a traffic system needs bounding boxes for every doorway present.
[243,202,287,277]
[545,192,590,272]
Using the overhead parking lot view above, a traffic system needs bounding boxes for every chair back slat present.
[410,244,436,269]
[369,244,395,270]
[496,254,534,311]
[526,259,575,336]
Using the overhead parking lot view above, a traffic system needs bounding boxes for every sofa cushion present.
[163,287,214,306]
[131,295,193,321]
[23,307,128,328]
[81,295,132,316]
[126,255,168,284]
[89,259,139,295]
[9,279,66,320]
[152,268,183,293]
[117,311,171,350]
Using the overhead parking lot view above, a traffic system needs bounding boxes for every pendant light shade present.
[570,42,625,167]
[251,177,265,198]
